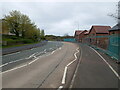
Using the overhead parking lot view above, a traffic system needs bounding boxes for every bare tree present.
[108,1,120,24]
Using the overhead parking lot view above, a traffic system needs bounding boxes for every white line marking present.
[0,58,25,67]
[2,47,62,74]
[62,66,68,84]
[28,53,37,59]
[2,64,27,74]
[0,63,8,67]
[90,47,120,79]
[2,53,38,67]
[69,47,82,88]
[44,49,46,52]
[51,51,55,54]
[57,86,63,90]
[12,58,25,63]
[31,48,34,50]
[61,47,79,86]
[51,47,61,54]
[28,58,39,65]
[59,47,62,50]
[67,48,79,67]
[3,52,20,56]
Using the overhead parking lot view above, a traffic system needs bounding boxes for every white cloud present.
[1,2,118,36]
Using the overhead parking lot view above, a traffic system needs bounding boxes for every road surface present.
[2,41,62,71]
[2,42,119,89]
[71,43,119,88]
[2,41,80,88]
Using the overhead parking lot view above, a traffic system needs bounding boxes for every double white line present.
[59,47,79,89]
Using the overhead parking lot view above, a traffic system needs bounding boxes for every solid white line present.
[2,64,27,74]
[0,63,8,67]
[57,86,63,90]
[0,58,25,67]
[61,47,79,86]
[3,52,20,56]
[0,52,38,67]
[28,58,39,65]
[31,48,34,50]
[90,47,120,80]
[44,49,46,52]
[62,66,68,84]
[12,58,25,63]
[59,47,62,50]
[69,47,82,88]
[51,51,55,54]
[2,47,62,74]
[67,48,79,67]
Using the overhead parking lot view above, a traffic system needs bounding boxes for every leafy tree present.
[20,14,31,38]
[1,19,9,34]
[4,10,21,37]
[3,10,44,42]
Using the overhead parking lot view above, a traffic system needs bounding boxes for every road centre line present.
[60,47,79,87]
[62,67,68,84]
[90,47,120,80]
[67,49,79,67]
[69,46,82,88]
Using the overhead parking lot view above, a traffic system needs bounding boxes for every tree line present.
[2,10,45,41]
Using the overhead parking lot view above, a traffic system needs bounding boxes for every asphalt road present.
[2,41,63,71]
[72,43,119,88]
[2,41,47,55]
[2,42,80,88]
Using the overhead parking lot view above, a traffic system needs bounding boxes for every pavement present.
[2,42,80,88]
[72,43,119,88]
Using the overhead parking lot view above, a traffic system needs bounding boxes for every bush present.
[2,39,16,45]
[20,39,34,44]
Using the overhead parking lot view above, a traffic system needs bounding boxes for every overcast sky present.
[1,1,118,36]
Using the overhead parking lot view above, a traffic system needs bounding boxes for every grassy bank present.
[2,35,41,48]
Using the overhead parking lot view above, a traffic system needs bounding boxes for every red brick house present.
[109,24,120,35]
[74,30,82,42]
[79,30,88,42]
[89,25,111,49]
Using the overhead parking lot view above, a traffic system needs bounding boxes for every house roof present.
[90,26,111,34]
[75,30,82,35]
[84,31,89,35]
[109,24,120,31]
[80,30,88,34]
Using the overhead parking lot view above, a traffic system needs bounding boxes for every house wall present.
[79,31,88,42]
[109,30,120,35]
[88,28,109,49]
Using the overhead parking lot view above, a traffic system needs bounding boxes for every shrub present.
[20,39,34,44]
